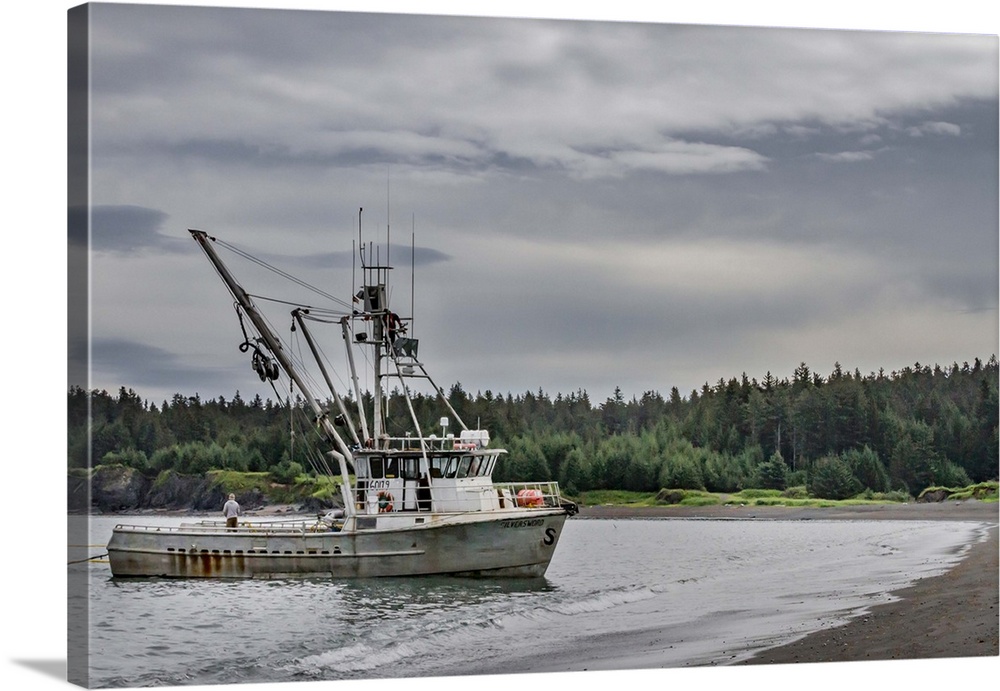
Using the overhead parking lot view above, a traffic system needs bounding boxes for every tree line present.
[69,356,998,500]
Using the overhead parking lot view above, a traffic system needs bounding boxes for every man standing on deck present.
[223,493,241,530]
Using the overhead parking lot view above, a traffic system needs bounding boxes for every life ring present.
[377,491,394,513]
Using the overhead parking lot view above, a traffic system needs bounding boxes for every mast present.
[370,280,385,444]
[189,229,356,516]
[355,212,389,446]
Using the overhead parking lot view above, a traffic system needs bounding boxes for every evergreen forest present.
[69,356,999,501]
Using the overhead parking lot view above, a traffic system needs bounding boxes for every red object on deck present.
[516,489,545,507]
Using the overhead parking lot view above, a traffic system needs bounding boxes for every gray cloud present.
[77,6,998,402]
[74,205,187,255]
[286,244,450,270]
[89,337,245,399]
[815,151,878,163]
[907,121,963,137]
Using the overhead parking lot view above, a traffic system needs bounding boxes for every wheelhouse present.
[353,443,506,515]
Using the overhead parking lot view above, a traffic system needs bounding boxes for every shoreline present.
[574,498,998,522]
[740,523,998,665]
[578,500,998,665]
[88,497,997,520]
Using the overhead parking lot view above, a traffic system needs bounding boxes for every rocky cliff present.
[68,465,332,514]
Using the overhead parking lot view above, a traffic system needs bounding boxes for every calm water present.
[70,515,989,687]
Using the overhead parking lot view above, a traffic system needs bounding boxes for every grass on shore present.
[918,481,998,503]
[209,470,343,504]
[576,481,998,510]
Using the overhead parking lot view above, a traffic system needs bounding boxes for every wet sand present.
[576,500,999,665]
[576,499,998,523]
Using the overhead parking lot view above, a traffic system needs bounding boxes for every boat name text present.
[499,518,545,529]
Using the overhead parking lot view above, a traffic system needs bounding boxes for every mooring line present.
[68,553,108,565]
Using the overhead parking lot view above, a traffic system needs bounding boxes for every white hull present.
[108,509,568,579]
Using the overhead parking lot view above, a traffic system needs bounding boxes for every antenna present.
[358,207,364,269]
[386,166,390,272]
[411,217,415,336]
[354,207,361,301]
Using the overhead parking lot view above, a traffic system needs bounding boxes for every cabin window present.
[456,455,473,478]
[429,455,445,478]
[383,457,399,479]
[401,456,420,480]
[369,456,385,479]
[468,455,484,476]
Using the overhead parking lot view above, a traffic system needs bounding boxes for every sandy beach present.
[577,500,999,665]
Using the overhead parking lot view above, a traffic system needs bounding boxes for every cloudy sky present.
[68,1,998,407]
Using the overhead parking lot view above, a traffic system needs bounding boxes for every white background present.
[2,2,997,690]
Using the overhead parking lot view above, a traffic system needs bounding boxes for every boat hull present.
[107,510,569,579]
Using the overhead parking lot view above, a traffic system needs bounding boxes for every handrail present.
[367,436,504,452]
[112,521,324,535]
[492,481,565,509]
[112,484,569,536]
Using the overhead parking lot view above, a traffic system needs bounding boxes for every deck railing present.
[370,432,495,452]
[112,517,327,535]
[112,482,574,536]
[492,481,565,509]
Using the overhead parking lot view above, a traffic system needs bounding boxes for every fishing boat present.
[107,225,577,578]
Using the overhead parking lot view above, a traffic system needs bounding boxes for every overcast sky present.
[68,1,999,407]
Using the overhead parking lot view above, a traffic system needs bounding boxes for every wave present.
[285,583,662,677]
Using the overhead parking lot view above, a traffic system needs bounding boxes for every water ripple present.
[77,515,985,685]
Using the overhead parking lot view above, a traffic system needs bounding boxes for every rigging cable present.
[288,323,341,478]
[202,233,350,480]
[212,237,353,310]
[245,293,350,318]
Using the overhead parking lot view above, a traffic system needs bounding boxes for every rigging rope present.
[212,237,353,310]
[203,234,354,481]
[246,293,349,318]
[285,324,342,478]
